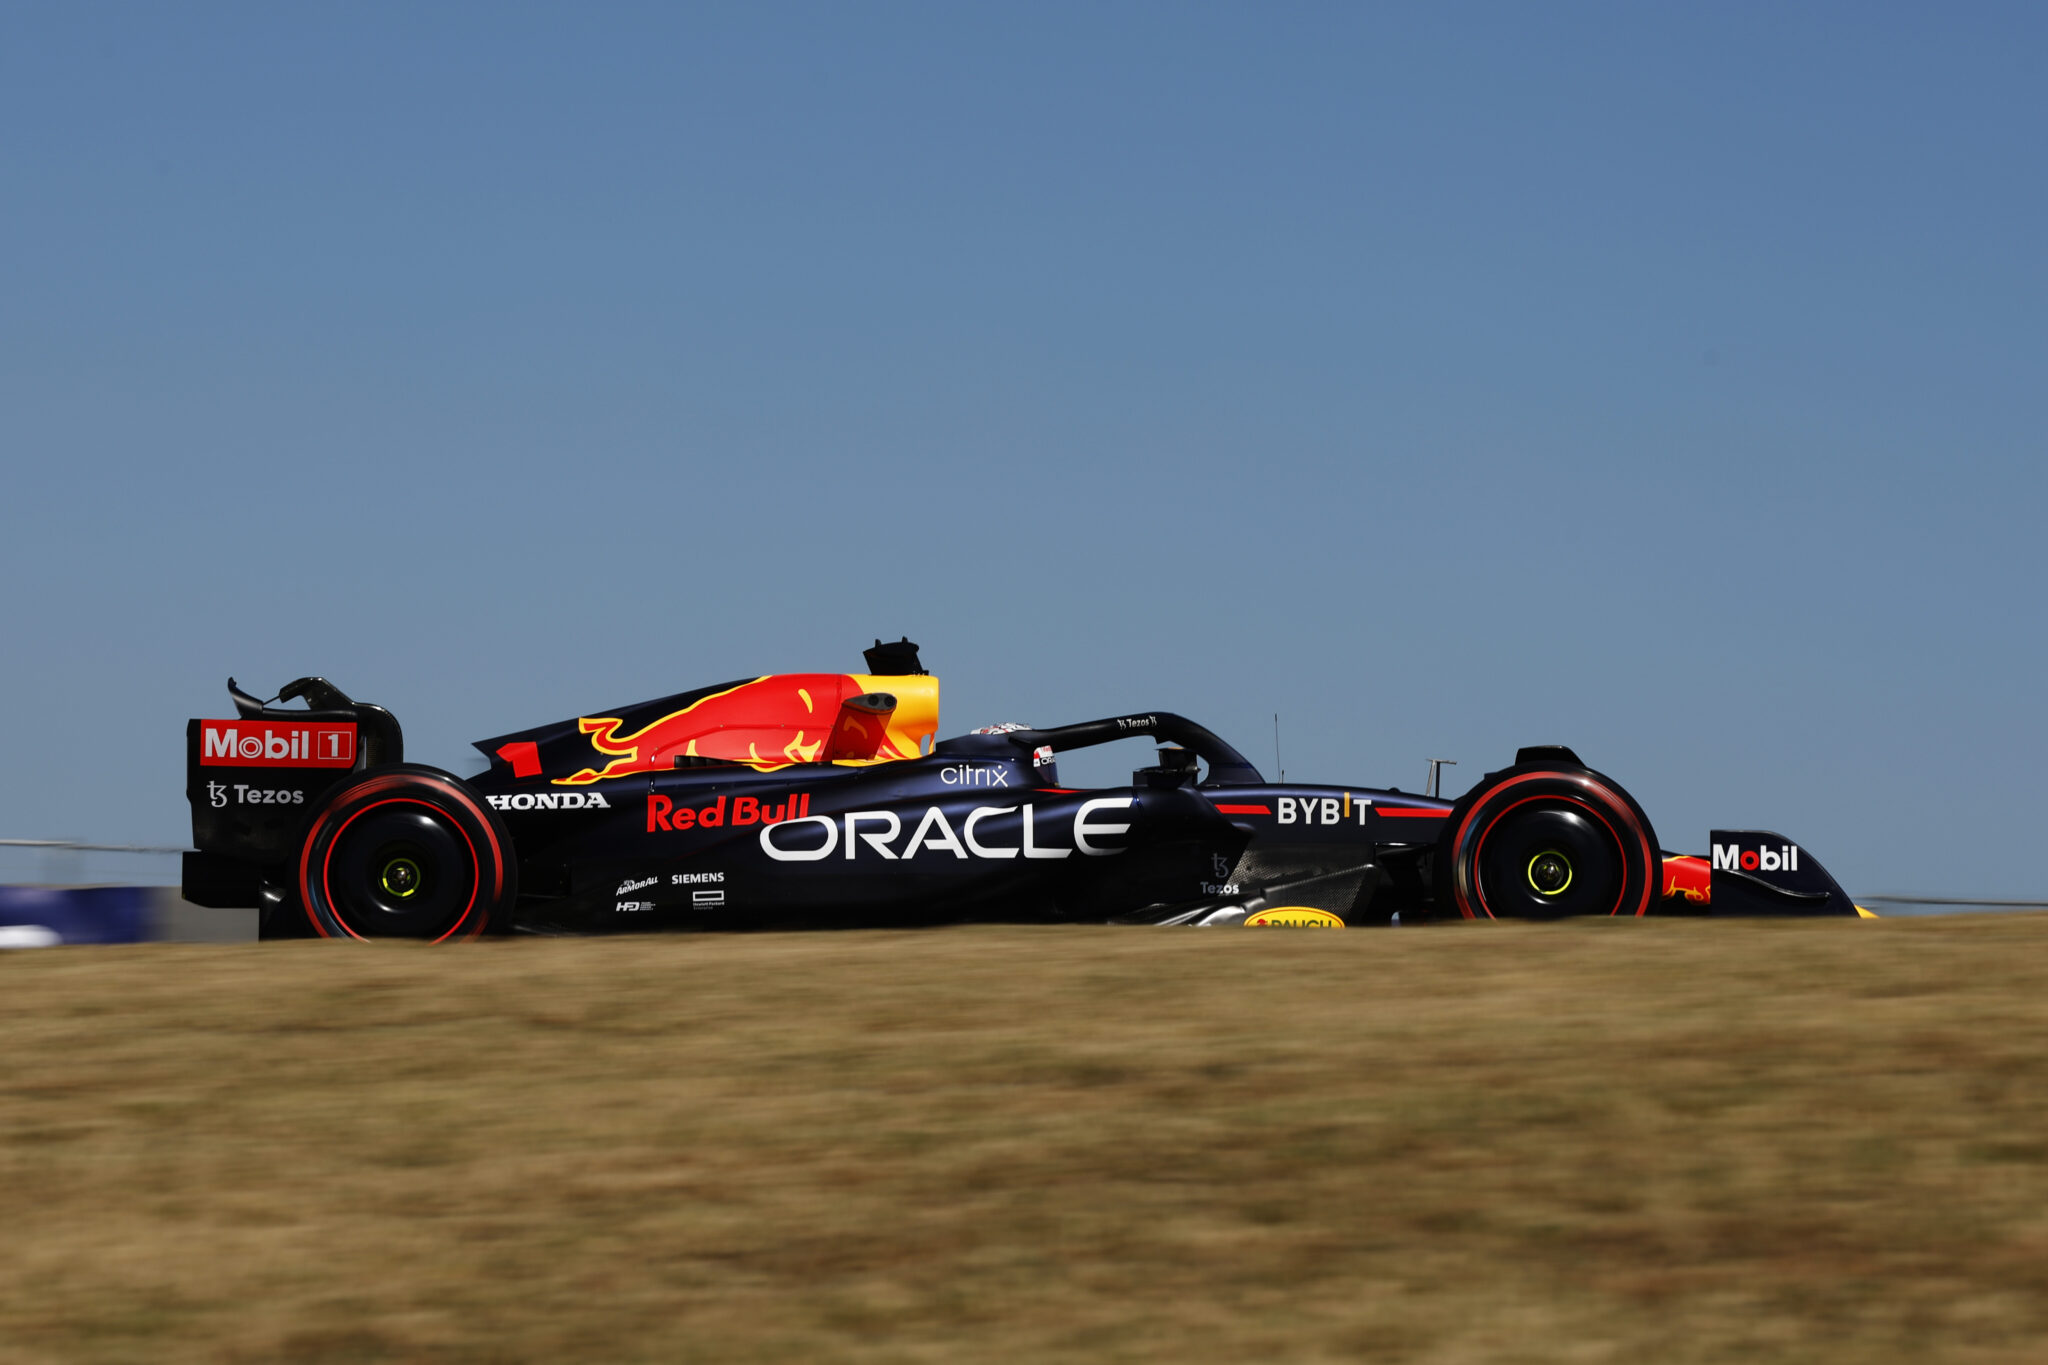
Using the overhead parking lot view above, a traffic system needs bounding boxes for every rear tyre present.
[1433,764,1660,920]
[297,766,514,940]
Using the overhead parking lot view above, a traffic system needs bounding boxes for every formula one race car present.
[182,640,1869,939]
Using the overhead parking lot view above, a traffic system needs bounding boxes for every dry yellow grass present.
[5,916,2048,1363]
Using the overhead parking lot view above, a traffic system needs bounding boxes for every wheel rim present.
[1472,799,1623,919]
[324,802,478,937]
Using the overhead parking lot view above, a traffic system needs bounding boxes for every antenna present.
[1274,714,1284,783]
[1426,759,1457,799]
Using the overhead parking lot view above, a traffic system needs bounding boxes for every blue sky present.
[2,3,2042,896]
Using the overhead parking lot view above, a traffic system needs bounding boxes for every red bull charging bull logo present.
[552,674,940,785]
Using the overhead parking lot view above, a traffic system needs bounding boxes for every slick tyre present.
[1434,764,1660,921]
[297,766,514,941]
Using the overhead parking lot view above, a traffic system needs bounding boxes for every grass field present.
[5,916,2048,1363]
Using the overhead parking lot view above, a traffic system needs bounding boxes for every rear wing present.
[183,677,402,905]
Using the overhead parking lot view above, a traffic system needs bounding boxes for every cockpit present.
[932,713,1264,790]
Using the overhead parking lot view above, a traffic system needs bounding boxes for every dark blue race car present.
[182,640,1867,939]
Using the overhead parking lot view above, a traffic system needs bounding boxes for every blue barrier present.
[0,886,153,946]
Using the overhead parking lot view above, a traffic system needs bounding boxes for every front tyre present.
[1434,764,1660,921]
[297,766,514,940]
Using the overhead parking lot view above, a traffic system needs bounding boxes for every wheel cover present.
[1472,799,1620,919]
[320,798,482,940]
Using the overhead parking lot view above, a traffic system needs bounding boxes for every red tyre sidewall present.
[297,766,514,941]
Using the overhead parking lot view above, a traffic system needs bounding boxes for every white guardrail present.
[1859,896,2048,912]
[0,839,192,855]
